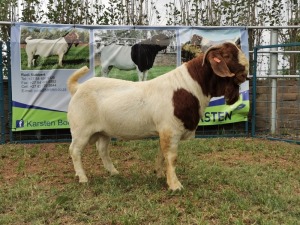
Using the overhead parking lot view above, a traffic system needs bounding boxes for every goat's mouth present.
[224,82,240,105]
[225,92,240,105]
[226,94,240,105]
[233,72,249,85]
[225,75,247,105]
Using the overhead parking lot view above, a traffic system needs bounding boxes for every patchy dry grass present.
[0,138,299,224]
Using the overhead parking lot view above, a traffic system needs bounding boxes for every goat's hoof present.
[110,170,119,176]
[78,176,88,183]
[79,179,88,183]
[168,182,183,191]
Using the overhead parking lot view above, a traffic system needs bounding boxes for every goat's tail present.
[25,36,32,43]
[67,66,90,96]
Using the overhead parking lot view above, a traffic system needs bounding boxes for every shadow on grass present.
[89,172,168,194]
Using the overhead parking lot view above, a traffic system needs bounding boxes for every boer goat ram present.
[25,31,80,68]
[100,34,170,81]
[67,42,249,191]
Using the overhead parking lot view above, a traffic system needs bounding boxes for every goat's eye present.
[222,54,230,58]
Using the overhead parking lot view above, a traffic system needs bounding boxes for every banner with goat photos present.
[10,23,249,131]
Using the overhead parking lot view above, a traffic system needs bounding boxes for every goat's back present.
[25,37,67,57]
[67,66,195,140]
[100,44,136,70]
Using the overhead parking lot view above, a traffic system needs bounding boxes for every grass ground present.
[0,138,299,224]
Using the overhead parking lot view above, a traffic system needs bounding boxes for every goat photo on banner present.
[20,27,89,70]
[94,29,177,81]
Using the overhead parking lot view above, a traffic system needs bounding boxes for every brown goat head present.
[187,42,249,105]
[64,31,80,46]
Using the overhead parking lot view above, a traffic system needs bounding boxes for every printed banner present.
[10,23,249,131]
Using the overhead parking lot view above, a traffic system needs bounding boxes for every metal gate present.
[252,42,300,144]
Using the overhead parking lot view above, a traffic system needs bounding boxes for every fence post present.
[0,42,5,143]
[251,46,258,137]
[7,41,13,142]
[270,29,278,134]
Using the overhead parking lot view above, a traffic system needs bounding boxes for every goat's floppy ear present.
[207,52,235,77]
[202,50,234,78]
[203,44,235,78]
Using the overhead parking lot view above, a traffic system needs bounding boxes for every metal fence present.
[252,42,300,144]
[0,24,299,143]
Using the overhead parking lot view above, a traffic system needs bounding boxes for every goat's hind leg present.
[155,147,165,178]
[69,139,88,183]
[27,53,33,68]
[101,65,113,77]
[96,135,119,175]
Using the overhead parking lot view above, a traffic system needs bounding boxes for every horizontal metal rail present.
[249,75,300,78]
[1,21,299,28]
[249,51,300,54]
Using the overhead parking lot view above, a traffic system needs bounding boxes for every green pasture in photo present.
[95,65,177,81]
[0,138,299,224]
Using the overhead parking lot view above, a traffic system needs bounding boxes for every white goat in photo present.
[25,31,80,68]
[99,34,170,81]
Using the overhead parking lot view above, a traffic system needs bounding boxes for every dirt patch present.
[200,138,300,169]
[201,150,299,168]
[0,142,144,188]
[0,143,98,187]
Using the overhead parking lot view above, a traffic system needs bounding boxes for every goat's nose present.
[240,73,248,80]
[242,73,250,81]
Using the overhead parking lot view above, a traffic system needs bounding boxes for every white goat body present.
[100,44,136,71]
[67,42,249,191]
[69,65,208,140]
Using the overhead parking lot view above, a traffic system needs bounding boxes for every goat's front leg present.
[142,70,148,81]
[96,135,119,175]
[58,53,64,67]
[159,131,183,191]
[136,68,144,81]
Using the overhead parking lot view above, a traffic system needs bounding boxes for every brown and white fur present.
[67,42,249,191]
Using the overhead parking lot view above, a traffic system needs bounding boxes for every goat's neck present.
[186,55,214,97]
